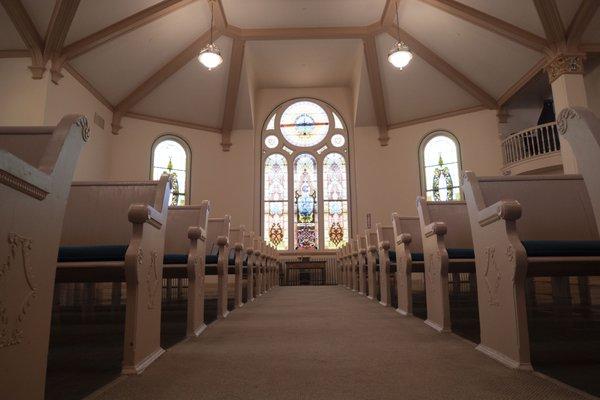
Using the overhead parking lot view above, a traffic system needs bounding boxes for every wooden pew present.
[358,235,368,295]
[163,201,210,337]
[391,214,424,316]
[243,231,255,301]
[463,171,600,369]
[366,230,380,301]
[350,238,359,291]
[206,216,231,319]
[0,115,89,400]
[229,225,246,308]
[376,224,395,307]
[253,236,264,296]
[416,198,475,333]
[343,243,351,289]
[57,175,170,374]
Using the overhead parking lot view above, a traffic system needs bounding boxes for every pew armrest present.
[423,222,447,238]
[188,226,207,241]
[478,200,522,227]
[396,233,412,245]
[128,204,164,229]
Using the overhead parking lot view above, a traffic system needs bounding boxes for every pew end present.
[229,225,246,308]
[206,216,231,319]
[376,224,395,307]
[391,214,423,316]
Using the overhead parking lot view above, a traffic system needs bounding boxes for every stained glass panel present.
[264,154,289,250]
[266,114,276,130]
[281,101,329,147]
[423,135,461,201]
[293,154,318,249]
[152,139,188,206]
[323,153,348,249]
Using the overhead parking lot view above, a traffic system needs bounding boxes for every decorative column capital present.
[546,54,585,83]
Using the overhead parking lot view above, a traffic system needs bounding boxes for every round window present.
[280,101,329,147]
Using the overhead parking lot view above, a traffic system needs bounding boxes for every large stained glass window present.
[420,132,461,201]
[151,135,190,205]
[294,154,318,249]
[264,154,289,250]
[262,99,351,251]
[323,153,348,249]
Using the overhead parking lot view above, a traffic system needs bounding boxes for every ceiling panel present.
[354,57,377,127]
[556,0,582,30]
[398,0,544,99]
[246,39,361,89]
[66,0,183,45]
[456,0,545,37]
[70,1,210,105]
[21,0,54,38]
[376,33,479,125]
[132,36,232,129]
[233,58,254,130]
[0,6,26,49]
[582,9,600,43]
[222,0,386,29]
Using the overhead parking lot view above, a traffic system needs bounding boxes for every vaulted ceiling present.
[1,0,599,150]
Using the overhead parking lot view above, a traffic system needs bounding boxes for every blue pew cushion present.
[164,254,188,264]
[206,254,219,265]
[412,252,424,262]
[522,240,600,257]
[447,248,475,259]
[58,245,128,262]
[389,251,396,262]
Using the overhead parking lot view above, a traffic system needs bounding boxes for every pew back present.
[0,127,54,169]
[420,200,473,249]
[165,202,210,255]
[392,215,423,253]
[376,224,395,247]
[230,225,246,246]
[207,215,231,254]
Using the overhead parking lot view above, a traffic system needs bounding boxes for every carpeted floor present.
[87,286,591,400]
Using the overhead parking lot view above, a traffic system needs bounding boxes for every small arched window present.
[419,131,461,201]
[151,135,191,206]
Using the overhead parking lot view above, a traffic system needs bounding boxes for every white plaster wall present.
[110,117,255,228]
[585,58,600,118]
[0,58,48,125]
[352,109,502,233]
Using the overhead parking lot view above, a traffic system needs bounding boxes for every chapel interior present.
[2,1,600,399]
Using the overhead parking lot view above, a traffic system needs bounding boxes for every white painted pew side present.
[0,115,89,400]
[358,235,368,295]
[366,230,380,301]
[229,225,246,308]
[376,224,395,307]
[391,214,423,316]
[243,231,255,301]
[206,216,231,319]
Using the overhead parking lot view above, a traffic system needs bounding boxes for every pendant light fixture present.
[198,0,223,70]
[388,1,413,70]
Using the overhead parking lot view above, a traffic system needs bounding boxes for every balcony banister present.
[501,122,560,171]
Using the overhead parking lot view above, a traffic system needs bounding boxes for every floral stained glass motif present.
[152,139,188,205]
[264,154,289,250]
[294,154,318,249]
[265,135,279,149]
[423,135,461,201]
[281,101,329,147]
[323,153,349,249]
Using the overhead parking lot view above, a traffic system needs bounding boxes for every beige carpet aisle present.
[91,286,589,400]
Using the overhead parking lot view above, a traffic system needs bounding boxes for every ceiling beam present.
[363,36,389,146]
[60,0,195,62]
[213,0,227,28]
[566,0,600,51]
[388,105,485,130]
[497,57,548,106]
[44,0,80,83]
[385,25,497,109]
[580,43,600,53]
[0,0,45,78]
[533,0,565,51]
[0,49,30,58]
[229,26,371,41]
[381,0,398,27]
[220,38,245,151]
[111,28,222,134]
[125,112,222,134]
[418,0,549,53]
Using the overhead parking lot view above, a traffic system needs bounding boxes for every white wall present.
[585,58,600,118]
[0,58,48,125]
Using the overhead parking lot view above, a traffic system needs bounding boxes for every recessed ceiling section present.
[222,0,386,28]
[376,33,479,125]
[555,0,583,30]
[582,10,600,43]
[132,36,232,129]
[455,0,545,37]
[21,0,54,39]
[0,6,25,49]
[70,1,211,105]
[246,39,362,89]
[399,0,545,99]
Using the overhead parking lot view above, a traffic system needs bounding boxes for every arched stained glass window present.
[151,135,191,206]
[294,154,318,250]
[323,153,348,249]
[262,99,351,250]
[264,154,288,250]
[420,132,461,202]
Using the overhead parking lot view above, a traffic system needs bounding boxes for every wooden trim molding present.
[419,0,549,53]
[0,49,30,58]
[363,36,389,146]
[566,0,600,51]
[233,26,371,41]
[388,105,486,130]
[44,0,81,84]
[533,0,565,51]
[125,112,222,134]
[580,43,600,53]
[497,57,548,106]
[385,25,498,109]
[0,0,45,78]
[111,28,222,134]
[220,38,245,151]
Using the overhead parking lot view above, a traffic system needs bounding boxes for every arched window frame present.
[261,98,351,251]
[418,131,462,202]
[150,134,192,205]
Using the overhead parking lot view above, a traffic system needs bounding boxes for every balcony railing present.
[501,122,561,167]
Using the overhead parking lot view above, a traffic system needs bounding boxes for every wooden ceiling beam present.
[388,105,485,130]
[580,43,600,53]
[0,49,30,58]
[111,28,222,134]
[125,112,222,134]
[533,0,566,51]
[220,38,245,151]
[0,0,45,78]
[363,36,389,146]
[419,0,549,53]
[44,0,80,83]
[231,26,371,41]
[385,25,497,109]
[566,0,600,51]
[381,0,398,27]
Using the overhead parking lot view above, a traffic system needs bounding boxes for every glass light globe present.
[198,43,223,70]
[388,42,413,70]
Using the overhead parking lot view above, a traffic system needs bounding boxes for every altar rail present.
[279,251,338,285]
[501,122,560,168]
